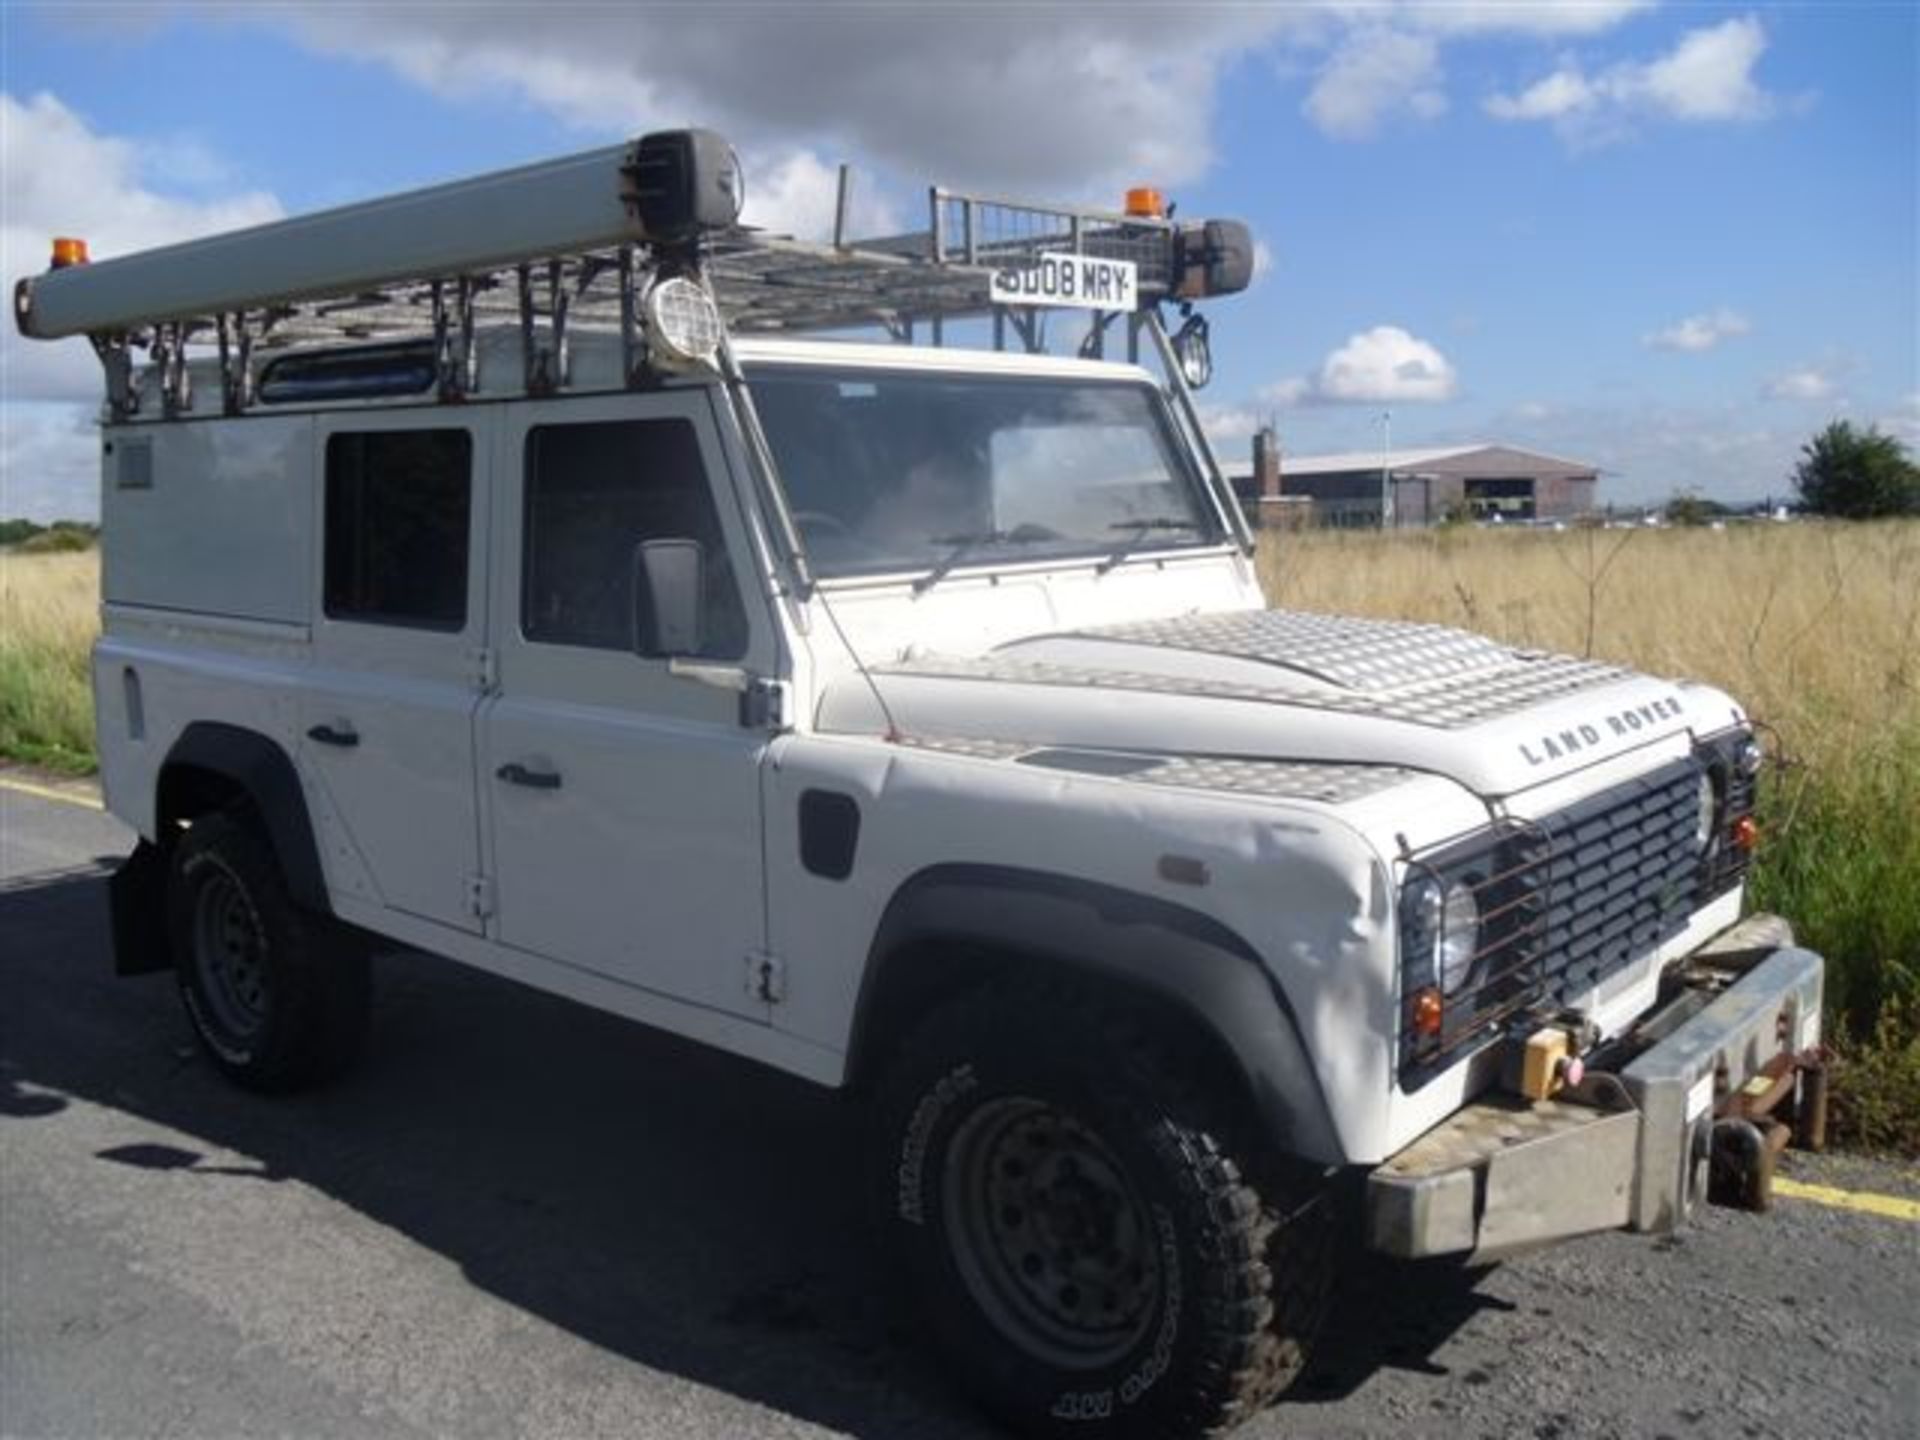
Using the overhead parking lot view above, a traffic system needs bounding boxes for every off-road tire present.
[167,810,369,1091]
[874,982,1330,1439]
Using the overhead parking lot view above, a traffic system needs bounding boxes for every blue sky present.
[3,2,1915,518]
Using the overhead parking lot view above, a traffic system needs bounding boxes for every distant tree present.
[16,527,95,554]
[1664,492,1729,527]
[1791,422,1920,519]
[0,519,46,547]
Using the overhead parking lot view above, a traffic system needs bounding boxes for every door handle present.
[306,723,359,748]
[495,761,562,790]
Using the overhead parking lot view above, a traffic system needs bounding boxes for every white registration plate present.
[989,251,1138,310]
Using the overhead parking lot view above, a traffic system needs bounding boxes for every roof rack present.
[13,131,1248,418]
[12,130,1259,576]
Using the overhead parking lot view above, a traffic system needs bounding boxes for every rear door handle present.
[306,723,359,748]
[495,762,562,790]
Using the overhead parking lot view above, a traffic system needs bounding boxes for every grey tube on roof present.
[16,142,644,340]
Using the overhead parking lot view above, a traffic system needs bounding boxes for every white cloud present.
[1485,69,1597,122]
[1486,14,1779,144]
[1199,405,1270,449]
[1643,307,1751,353]
[1,92,286,522]
[741,149,901,241]
[2,91,284,404]
[218,1,1664,190]
[1304,28,1447,140]
[0,401,100,522]
[1402,2,1656,38]
[1631,14,1773,121]
[264,6,1289,194]
[1268,325,1461,405]
[1764,366,1836,401]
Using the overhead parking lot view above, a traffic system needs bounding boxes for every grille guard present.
[1369,913,1825,1259]
[1397,733,1759,1090]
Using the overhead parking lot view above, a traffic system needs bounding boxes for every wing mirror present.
[632,538,707,657]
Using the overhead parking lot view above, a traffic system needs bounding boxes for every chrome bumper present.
[1367,914,1825,1261]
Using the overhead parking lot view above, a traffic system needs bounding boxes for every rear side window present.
[523,418,747,658]
[324,430,472,630]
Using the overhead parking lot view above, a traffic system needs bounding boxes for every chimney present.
[1253,425,1282,499]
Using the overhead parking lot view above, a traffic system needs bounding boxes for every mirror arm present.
[667,658,751,691]
[1146,309,1256,556]
[666,660,790,730]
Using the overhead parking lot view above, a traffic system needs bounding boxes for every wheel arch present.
[846,864,1346,1166]
[155,722,330,914]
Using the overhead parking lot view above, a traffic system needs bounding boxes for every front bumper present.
[1367,913,1825,1261]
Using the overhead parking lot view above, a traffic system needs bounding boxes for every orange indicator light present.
[1124,186,1166,219]
[51,237,90,269]
[1732,815,1760,851]
[1410,987,1444,1037]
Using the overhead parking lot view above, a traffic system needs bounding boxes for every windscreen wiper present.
[912,525,1056,595]
[1095,517,1199,576]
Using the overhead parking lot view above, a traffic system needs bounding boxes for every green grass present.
[1748,724,1920,1155]
[0,550,98,775]
[1750,725,1920,1028]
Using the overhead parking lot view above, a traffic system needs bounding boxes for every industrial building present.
[1227,439,1600,528]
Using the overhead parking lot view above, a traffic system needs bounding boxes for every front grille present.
[1399,746,1755,1091]
[1524,757,1702,1000]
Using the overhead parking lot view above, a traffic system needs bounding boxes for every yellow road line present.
[0,775,104,811]
[1773,1176,1920,1222]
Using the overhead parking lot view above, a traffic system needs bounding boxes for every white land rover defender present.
[16,130,1830,1439]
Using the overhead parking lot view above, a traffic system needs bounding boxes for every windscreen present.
[747,366,1221,580]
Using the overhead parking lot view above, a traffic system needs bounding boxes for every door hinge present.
[745,951,787,1004]
[742,677,791,731]
[466,873,495,920]
[472,647,497,694]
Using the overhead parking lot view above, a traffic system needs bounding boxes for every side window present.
[324,429,472,630]
[522,418,748,659]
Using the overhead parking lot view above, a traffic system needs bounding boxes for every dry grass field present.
[1263,521,1920,1149]
[1259,521,1920,787]
[0,548,97,774]
[4,524,1915,1147]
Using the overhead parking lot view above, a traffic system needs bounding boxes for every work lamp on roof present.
[644,275,724,370]
[1172,313,1212,389]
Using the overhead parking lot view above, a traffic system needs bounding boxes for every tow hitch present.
[1707,1046,1830,1212]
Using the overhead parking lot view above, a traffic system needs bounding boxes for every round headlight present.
[1736,736,1763,778]
[1436,879,1481,993]
[1696,771,1718,850]
[643,275,723,370]
[1415,877,1481,994]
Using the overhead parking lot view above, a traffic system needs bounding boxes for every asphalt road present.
[3,783,1915,1440]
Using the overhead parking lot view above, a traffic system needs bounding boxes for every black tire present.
[167,809,369,1091]
[874,982,1329,1440]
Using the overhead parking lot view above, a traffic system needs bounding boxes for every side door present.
[300,413,490,932]
[480,390,775,1020]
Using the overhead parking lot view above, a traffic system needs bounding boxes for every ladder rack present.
[13,132,1230,420]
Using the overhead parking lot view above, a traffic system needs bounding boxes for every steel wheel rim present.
[191,870,268,1039]
[941,1096,1163,1369]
